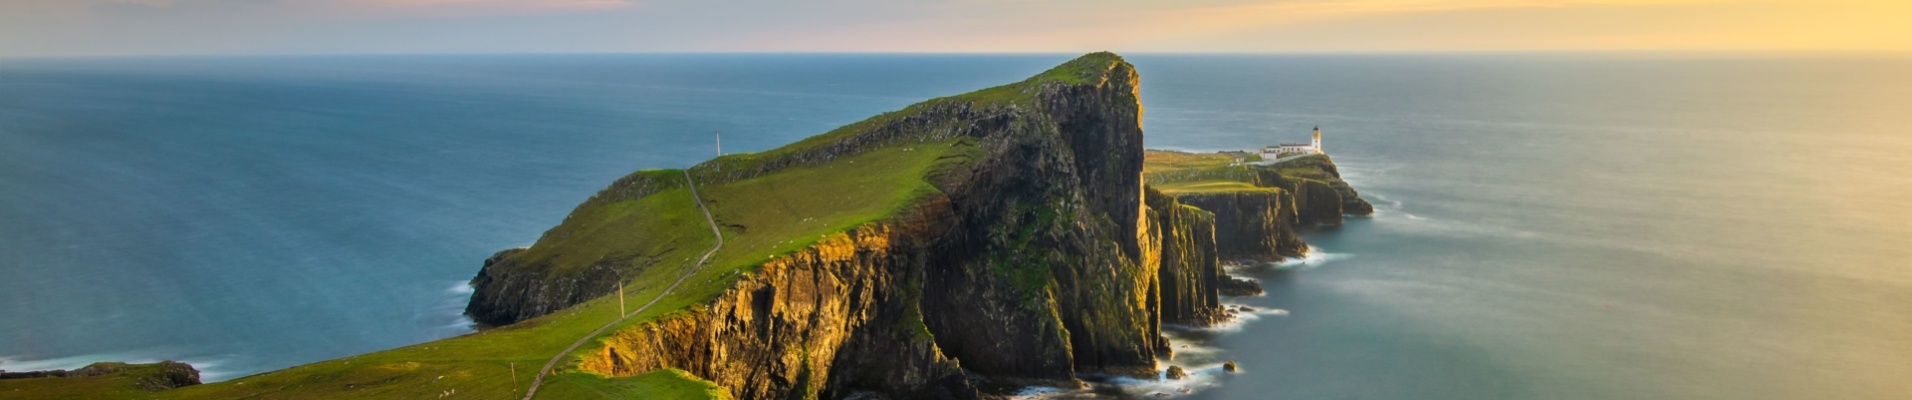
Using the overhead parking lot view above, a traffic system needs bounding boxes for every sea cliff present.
[479,52,1172,398]
[8,52,1371,400]
[461,52,1371,398]
[1144,150,1373,262]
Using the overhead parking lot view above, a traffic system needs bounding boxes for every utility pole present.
[715,131,723,157]
[618,280,626,316]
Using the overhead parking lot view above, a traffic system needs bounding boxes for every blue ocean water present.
[2,54,1908,399]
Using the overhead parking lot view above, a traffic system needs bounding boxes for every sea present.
[1,53,1907,399]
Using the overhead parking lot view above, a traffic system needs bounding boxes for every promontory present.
[0,51,1370,400]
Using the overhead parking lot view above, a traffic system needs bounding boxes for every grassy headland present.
[1,53,1135,400]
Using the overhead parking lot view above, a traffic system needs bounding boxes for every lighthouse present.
[1260,125,1327,159]
[1312,126,1322,152]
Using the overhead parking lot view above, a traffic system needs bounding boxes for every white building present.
[1260,126,1323,159]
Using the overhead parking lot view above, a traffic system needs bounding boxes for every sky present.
[1,0,1908,56]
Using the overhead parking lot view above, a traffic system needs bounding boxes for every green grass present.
[518,175,709,277]
[1142,149,1245,172]
[702,140,962,266]
[1143,150,1279,195]
[703,52,1124,175]
[1148,180,1277,194]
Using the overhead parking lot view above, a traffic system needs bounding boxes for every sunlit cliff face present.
[3,0,1910,56]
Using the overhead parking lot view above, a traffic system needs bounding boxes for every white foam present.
[175,355,245,382]
[425,281,479,336]
[1364,193,1422,221]
[1194,303,1291,333]
[447,281,475,295]
[1011,364,1232,399]
[1273,245,1354,270]
[1006,303,1292,398]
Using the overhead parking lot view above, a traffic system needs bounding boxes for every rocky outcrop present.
[1168,155,1372,261]
[1256,155,1374,223]
[0,361,200,392]
[1218,275,1264,296]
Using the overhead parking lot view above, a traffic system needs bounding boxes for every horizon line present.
[7,49,1911,61]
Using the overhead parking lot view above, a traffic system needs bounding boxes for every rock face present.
[1146,188,1227,326]
[464,52,1371,399]
[1174,191,1307,260]
[578,220,975,399]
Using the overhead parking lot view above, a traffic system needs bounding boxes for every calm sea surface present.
[2,54,1907,399]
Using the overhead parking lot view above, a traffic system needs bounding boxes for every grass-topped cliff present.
[2,51,1154,400]
[6,52,1374,399]
[1143,150,1374,259]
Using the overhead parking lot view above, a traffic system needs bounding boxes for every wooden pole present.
[618,281,626,316]
[715,131,722,156]
[510,362,519,398]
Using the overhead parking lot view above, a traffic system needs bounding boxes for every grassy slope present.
[1143,150,1279,194]
[22,52,1124,400]
[152,142,965,400]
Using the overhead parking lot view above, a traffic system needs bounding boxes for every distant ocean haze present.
[1,53,1908,399]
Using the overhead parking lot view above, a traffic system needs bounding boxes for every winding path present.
[521,170,724,400]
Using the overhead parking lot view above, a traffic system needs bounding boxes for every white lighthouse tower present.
[1312,126,1322,153]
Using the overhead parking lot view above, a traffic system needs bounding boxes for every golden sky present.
[1,0,1906,56]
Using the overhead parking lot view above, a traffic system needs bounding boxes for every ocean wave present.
[1273,245,1354,270]
[422,281,479,336]
[1189,303,1290,334]
[447,281,475,295]
[1011,363,1234,399]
